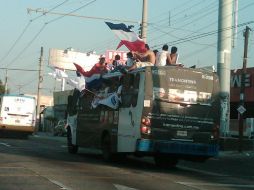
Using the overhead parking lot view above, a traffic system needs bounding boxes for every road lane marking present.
[176,181,254,188]
[48,179,73,190]
[178,166,230,177]
[114,184,139,190]
[0,142,11,147]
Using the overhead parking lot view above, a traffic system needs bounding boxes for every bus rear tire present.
[154,154,178,168]
[67,126,78,154]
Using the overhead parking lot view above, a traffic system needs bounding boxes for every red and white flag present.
[105,22,146,53]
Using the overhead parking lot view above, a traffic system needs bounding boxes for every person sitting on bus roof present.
[166,46,184,67]
[81,57,108,90]
[167,46,178,65]
[132,44,156,64]
[112,54,123,67]
[125,52,134,67]
[155,44,170,66]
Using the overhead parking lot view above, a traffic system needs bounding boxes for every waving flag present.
[73,63,101,82]
[66,76,86,92]
[105,22,146,53]
[48,68,68,81]
[73,63,104,90]
[92,93,120,109]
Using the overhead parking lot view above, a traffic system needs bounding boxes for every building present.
[230,67,254,138]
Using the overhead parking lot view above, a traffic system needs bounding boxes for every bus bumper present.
[136,139,219,157]
[0,125,35,133]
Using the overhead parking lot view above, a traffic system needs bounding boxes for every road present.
[0,133,253,190]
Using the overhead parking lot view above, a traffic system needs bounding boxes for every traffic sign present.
[237,105,246,114]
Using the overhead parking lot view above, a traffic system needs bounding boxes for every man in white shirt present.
[155,44,170,66]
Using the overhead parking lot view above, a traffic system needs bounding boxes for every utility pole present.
[238,26,251,152]
[4,69,8,94]
[217,0,233,137]
[141,0,148,43]
[36,47,43,132]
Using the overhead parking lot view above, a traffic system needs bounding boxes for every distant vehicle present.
[0,94,36,136]
[66,66,220,168]
[54,120,67,136]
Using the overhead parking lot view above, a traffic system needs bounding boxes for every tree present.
[0,80,5,94]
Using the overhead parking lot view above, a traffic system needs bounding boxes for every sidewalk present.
[31,131,66,143]
[219,150,254,158]
[219,136,254,151]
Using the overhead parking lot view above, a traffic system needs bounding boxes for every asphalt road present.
[0,133,253,190]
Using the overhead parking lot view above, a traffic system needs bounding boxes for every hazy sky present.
[0,0,253,95]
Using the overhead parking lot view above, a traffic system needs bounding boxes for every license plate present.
[15,119,20,123]
[177,130,187,137]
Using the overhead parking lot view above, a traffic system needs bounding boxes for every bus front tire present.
[67,126,78,154]
[154,154,178,168]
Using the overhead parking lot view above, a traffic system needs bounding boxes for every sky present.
[0,0,253,96]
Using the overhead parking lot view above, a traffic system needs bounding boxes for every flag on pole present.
[73,63,104,90]
[92,93,120,109]
[66,76,86,92]
[105,22,146,53]
[48,68,68,80]
[73,63,101,83]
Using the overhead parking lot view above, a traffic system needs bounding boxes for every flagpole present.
[61,69,65,91]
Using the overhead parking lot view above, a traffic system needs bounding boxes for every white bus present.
[0,94,36,136]
[66,66,220,167]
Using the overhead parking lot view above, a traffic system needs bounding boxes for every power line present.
[0,22,31,65]
[149,1,221,44]
[29,0,70,21]
[46,0,97,24]
[5,0,97,69]
[6,25,47,68]
[151,0,206,27]
[27,7,138,24]
[152,21,254,49]
[149,1,254,48]
[0,0,70,67]
[4,0,98,94]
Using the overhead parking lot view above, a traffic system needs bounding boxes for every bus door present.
[118,73,142,152]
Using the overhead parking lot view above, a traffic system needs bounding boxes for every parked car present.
[54,120,67,136]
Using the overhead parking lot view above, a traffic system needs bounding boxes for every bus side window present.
[131,74,140,107]
[121,74,134,108]
[78,93,93,112]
